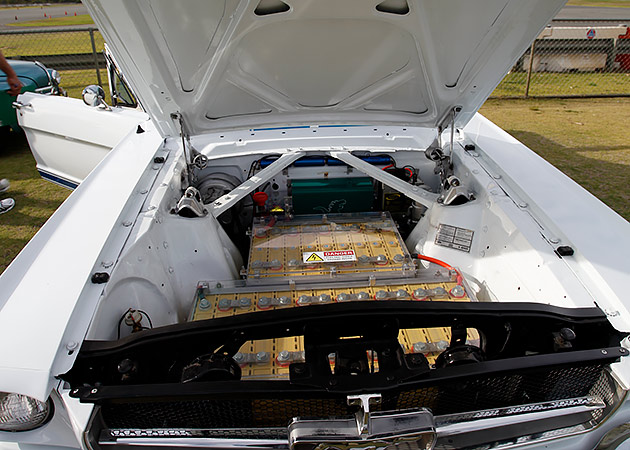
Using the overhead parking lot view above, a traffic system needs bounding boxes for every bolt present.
[393,254,404,262]
[218,298,231,310]
[432,287,448,298]
[239,297,252,308]
[277,350,290,362]
[413,288,428,300]
[122,221,132,227]
[413,342,428,353]
[437,340,449,350]
[256,351,269,362]
[337,293,351,302]
[279,296,291,305]
[258,297,271,307]
[101,261,113,268]
[357,292,370,300]
[396,289,409,299]
[233,352,244,363]
[375,254,388,264]
[298,295,310,305]
[318,294,331,303]
[66,341,78,351]
[375,290,388,300]
[450,285,465,298]
[199,298,211,310]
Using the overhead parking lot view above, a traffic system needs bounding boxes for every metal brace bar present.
[210,151,305,218]
[328,151,439,208]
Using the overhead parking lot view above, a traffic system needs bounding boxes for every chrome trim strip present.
[107,438,285,448]
[437,401,603,436]
[98,397,606,448]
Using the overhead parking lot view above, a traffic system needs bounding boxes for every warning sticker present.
[435,224,474,253]
[302,250,357,263]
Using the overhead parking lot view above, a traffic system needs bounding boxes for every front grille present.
[100,362,614,431]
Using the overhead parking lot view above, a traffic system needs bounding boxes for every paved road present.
[0,4,88,31]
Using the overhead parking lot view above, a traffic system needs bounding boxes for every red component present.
[252,191,268,207]
[276,357,290,367]
[413,254,464,285]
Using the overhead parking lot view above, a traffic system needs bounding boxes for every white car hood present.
[84,0,565,137]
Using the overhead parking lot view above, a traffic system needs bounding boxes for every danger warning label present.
[302,250,357,263]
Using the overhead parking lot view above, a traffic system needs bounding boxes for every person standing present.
[0,49,22,214]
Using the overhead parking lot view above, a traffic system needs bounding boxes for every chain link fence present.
[1,20,630,101]
[493,20,630,98]
[0,27,107,100]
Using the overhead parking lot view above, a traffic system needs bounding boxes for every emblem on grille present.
[288,394,436,450]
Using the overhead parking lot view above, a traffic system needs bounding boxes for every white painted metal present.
[17,92,149,187]
[329,151,438,208]
[210,151,305,217]
[462,114,630,332]
[0,120,163,401]
[4,0,630,448]
[82,0,566,136]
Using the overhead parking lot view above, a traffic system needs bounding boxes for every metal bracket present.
[347,394,382,435]
[328,151,439,209]
[209,151,305,218]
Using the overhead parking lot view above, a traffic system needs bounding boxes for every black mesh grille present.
[101,363,612,430]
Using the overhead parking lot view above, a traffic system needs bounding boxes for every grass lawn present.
[6,14,94,27]
[0,130,70,274]
[0,30,104,57]
[60,68,109,99]
[493,71,630,97]
[1,97,629,274]
[480,97,630,219]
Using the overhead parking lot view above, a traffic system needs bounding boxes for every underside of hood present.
[84,0,565,136]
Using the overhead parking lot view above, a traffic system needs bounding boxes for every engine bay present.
[70,126,627,395]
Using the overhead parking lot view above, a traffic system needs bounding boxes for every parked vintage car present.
[0,59,64,131]
[2,1,630,449]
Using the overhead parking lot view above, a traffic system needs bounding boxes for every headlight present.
[50,70,61,84]
[0,392,52,432]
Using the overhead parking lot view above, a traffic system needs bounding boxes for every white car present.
[2,1,630,449]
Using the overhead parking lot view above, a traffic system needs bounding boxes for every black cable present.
[137,309,154,329]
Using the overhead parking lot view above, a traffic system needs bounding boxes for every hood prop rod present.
[171,112,207,188]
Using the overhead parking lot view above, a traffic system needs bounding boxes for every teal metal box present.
[291,177,373,214]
